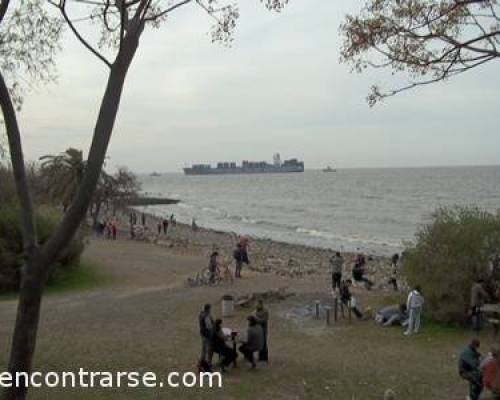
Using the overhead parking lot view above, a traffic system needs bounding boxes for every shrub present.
[0,205,85,293]
[404,206,500,324]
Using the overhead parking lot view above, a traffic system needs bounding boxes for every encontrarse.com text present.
[0,369,222,389]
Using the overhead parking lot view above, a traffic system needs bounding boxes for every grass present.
[46,259,111,294]
[0,259,111,302]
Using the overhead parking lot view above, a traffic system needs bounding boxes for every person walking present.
[255,299,269,362]
[198,304,214,370]
[404,285,424,335]
[470,278,489,332]
[339,279,363,319]
[330,251,344,294]
[459,338,483,400]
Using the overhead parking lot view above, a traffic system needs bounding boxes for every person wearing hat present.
[239,315,264,369]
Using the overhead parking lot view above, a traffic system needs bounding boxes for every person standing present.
[208,251,220,285]
[482,346,500,399]
[459,338,483,400]
[233,243,244,278]
[404,285,424,336]
[471,278,489,332]
[111,222,117,240]
[330,251,344,294]
[141,213,146,226]
[255,299,269,362]
[388,253,399,291]
[162,218,169,235]
[198,304,214,370]
[239,236,250,265]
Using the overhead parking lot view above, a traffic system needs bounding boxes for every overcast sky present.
[17,0,500,173]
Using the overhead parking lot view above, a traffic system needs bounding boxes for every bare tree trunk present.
[4,251,45,400]
[2,31,140,400]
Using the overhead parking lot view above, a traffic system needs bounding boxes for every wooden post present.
[334,296,338,322]
[325,306,332,326]
[315,300,320,319]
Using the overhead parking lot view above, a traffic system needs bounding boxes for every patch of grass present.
[1,260,110,302]
[46,260,111,294]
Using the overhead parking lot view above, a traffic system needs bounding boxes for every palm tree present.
[39,148,85,211]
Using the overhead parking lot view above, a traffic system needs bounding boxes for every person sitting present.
[238,316,264,369]
[339,279,363,319]
[459,338,483,400]
[482,346,500,399]
[211,319,237,372]
[375,304,408,327]
[352,253,374,289]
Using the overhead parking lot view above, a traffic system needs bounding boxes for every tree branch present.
[51,0,113,68]
[144,0,193,22]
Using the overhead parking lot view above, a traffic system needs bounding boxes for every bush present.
[0,205,85,293]
[404,206,500,324]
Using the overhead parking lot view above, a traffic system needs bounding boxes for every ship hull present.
[183,166,304,175]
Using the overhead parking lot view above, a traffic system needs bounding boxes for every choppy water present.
[138,166,500,255]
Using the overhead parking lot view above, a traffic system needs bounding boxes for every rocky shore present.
[119,209,407,292]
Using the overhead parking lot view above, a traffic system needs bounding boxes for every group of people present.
[329,251,425,335]
[96,219,118,240]
[156,214,176,235]
[206,237,250,283]
[459,339,500,400]
[198,300,269,372]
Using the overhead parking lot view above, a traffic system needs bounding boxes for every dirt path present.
[0,238,482,399]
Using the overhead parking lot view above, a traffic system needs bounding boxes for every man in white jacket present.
[404,285,424,336]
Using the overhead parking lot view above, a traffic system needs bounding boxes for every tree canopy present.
[340,0,500,105]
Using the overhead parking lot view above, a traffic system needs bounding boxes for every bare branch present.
[50,0,113,67]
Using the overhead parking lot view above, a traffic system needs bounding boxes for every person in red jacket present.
[483,347,500,399]
[111,222,117,240]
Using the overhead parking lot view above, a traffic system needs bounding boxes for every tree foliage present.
[38,148,85,210]
[340,0,500,105]
[0,205,85,294]
[404,206,500,324]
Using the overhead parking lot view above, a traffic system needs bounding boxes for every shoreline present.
[121,208,403,290]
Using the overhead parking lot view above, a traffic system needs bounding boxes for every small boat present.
[322,166,336,172]
[150,172,161,177]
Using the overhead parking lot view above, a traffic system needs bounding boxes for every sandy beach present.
[120,209,404,291]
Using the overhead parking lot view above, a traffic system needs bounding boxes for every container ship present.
[183,153,304,175]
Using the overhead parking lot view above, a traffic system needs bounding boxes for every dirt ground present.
[0,238,492,399]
